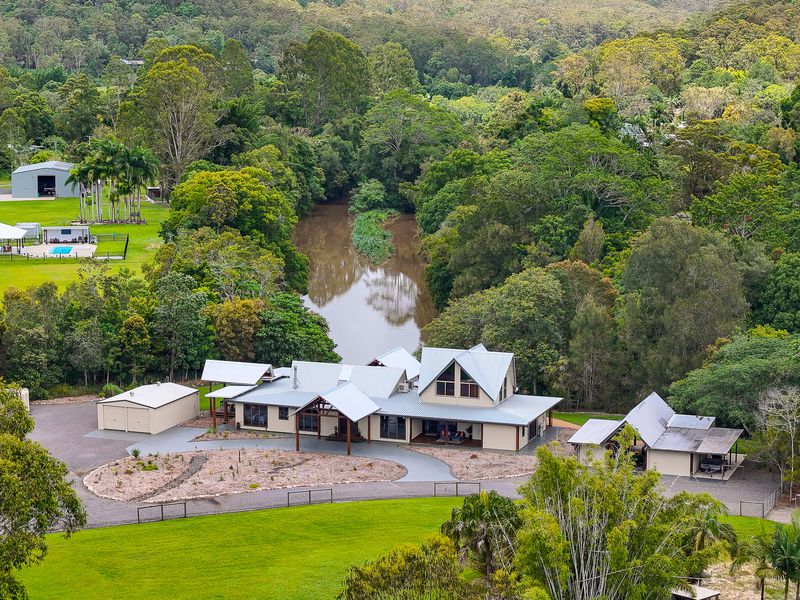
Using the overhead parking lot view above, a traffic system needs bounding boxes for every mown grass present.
[351,209,396,264]
[0,198,168,293]
[21,497,462,600]
[553,411,624,426]
[722,515,778,540]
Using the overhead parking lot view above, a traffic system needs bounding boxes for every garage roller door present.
[103,406,127,430]
[126,408,150,433]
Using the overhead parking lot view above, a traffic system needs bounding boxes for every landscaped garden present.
[20,498,463,599]
[0,198,168,292]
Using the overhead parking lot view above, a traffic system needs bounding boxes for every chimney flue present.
[293,365,298,389]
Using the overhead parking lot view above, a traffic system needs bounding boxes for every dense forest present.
[1,0,800,435]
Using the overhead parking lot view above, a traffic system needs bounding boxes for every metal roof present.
[98,382,197,409]
[0,223,27,240]
[205,385,256,399]
[373,346,421,380]
[695,427,744,454]
[12,160,74,174]
[672,585,719,600]
[377,392,560,426]
[668,414,714,430]
[201,359,273,385]
[418,346,513,400]
[295,383,381,422]
[291,361,405,398]
[568,419,624,445]
[623,392,674,447]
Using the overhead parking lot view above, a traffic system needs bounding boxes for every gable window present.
[500,379,507,401]
[278,407,289,420]
[436,363,456,396]
[460,368,479,398]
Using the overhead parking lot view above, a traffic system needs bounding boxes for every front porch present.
[411,433,483,448]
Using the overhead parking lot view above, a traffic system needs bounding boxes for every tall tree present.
[0,384,86,598]
[278,30,371,130]
[368,42,421,97]
[125,58,223,195]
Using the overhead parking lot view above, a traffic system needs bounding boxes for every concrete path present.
[126,427,457,482]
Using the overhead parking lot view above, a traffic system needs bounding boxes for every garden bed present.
[84,449,407,502]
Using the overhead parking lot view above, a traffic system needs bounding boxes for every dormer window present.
[460,368,479,398]
[436,364,456,396]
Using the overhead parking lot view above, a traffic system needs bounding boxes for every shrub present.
[348,179,388,214]
[102,383,124,398]
[351,210,396,264]
[131,448,141,458]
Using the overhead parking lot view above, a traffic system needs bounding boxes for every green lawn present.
[0,198,168,293]
[722,515,778,539]
[553,411,624,426]
[21,497,462,600]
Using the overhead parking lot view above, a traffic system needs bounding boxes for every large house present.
[569,392,744,478]
[208,345,562,453]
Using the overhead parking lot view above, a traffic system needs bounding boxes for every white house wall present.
[482,423,519,451]
[647,449,692,477]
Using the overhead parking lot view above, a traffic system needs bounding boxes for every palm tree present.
[687,501,737,554]
[731,533,777,600]
[127,146,158,222]
[440,490,521,579]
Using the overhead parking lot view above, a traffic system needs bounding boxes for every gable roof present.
[418,346,513,400]
[201,359,272,385]
[98,382,196,408]
[568,419,624,445]
[623,391,674,447]
[12,161,74,174]
[372,346,421,380]
[295,383,380,422]
[291,361,405,398]
[205,385,257,399]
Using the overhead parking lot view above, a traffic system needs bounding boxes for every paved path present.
[127,427,457,482]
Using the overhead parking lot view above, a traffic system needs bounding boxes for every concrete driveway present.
[29,401,147,475]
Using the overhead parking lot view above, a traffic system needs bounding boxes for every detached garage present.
[11,161,78,199]
[97,382,198,434]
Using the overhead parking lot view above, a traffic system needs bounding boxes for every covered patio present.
[293,383,380,455]
[0,222,27,255]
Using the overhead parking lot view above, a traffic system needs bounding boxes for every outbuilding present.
[97,382,198,434]
[11,161,78,199]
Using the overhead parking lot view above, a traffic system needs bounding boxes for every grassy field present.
[553,411,624,426]
[723,515,778,539]
[0,198,168,293]
[21,498,462,600]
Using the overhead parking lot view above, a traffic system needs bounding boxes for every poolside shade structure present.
[0,222,28,255]
[97,382,199,434]
[201,359,274,429]
[41,225,91,244]
[292,383,381,455]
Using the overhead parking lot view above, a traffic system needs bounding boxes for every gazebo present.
[0,223,28,254]
[292,383,380,455]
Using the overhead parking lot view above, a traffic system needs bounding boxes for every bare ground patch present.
[35,394,99,405]
[410,447,538,480]
[84,449,407,502]
[180,416,287,441]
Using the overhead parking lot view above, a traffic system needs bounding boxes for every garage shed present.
[97,382,198,434]
[11,161,78,199]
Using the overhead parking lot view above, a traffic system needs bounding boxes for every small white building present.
[97,382,198,434]
[41,226,91,244]
[569,392,744,479]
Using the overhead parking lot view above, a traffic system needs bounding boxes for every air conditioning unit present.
[398,382,411,393]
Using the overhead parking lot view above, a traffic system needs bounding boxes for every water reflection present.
[294,202,437,364]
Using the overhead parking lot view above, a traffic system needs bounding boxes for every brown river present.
[294,201,437,364]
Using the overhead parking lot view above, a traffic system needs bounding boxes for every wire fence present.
[739,485,782,517]
[0,233,129,261]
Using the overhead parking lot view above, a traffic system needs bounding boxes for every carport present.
[97,382,199,434]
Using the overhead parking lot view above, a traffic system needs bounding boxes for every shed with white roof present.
[96,382,198,434]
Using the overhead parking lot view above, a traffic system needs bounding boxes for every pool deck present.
[20,242,96,258]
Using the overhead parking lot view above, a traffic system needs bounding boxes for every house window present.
[380,416,406,440]
[436,364,456,396]
[278,407,289,420]
[243,404,267,428]
[501,379,507,401]
[298,410,318,432]
[521,426,526,438]
[460,368,479,398]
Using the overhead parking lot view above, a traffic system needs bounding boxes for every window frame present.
[379,415,406,440]
[243,403,268,428]
[278,407,289,420]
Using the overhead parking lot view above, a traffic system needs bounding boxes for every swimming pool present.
[50,246,74,255]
